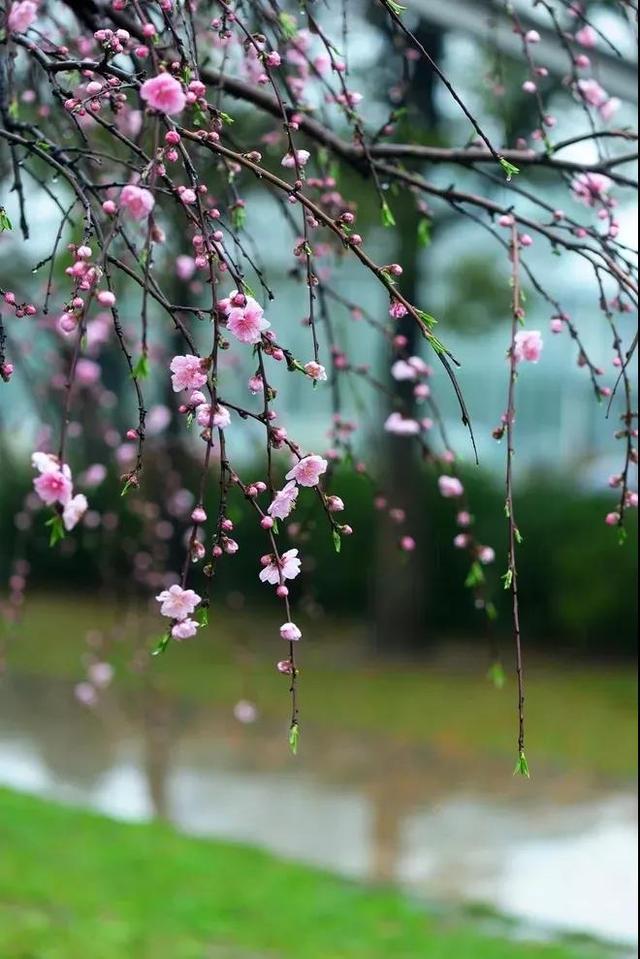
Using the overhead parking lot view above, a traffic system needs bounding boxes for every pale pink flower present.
[195,403,230,429]
[34,468,73,506]
[478,546,495,565]
[76,359,101,385]
[304,361,327,381]
[384,412,420,436]
[259,548,301,585]
[171,617,198,639]
[599,97,621,123]
[286,454,328,487]
[120,184,155,220]
[575,25,597,47]
[31,451,60,474]
[62,493,88,530]
[88,662,114,688]
[7,1,37,32]
[281,149,310,168]
[389,301,408,319]
[233,699,258,723]
[576,78,607,107]
[391,359,417,381]
[438,475,464,498]
[280,621,302,641]
[170,354,207,392]
[572,172,612,206]
[156,583,201,620]
[176,255,196,280]
[227,298,270,344]
[75,682,97,706]
[605,512,620,526]
[268,480,299,519]
[140,73,186,115]
[513,330,543,363]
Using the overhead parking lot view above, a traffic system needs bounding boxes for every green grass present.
[5,594,637,780]
[0,788,617,959]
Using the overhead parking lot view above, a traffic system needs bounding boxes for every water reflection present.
[0,672,637,946]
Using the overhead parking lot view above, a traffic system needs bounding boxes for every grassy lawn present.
[5,594,637,780]
[0,788,618,959]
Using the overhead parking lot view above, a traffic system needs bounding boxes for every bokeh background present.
[0,1,637,957]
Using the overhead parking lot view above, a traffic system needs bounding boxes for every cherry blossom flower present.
[285,454,328,487]
[32,454,74,506]
[62,493,88,530]
[170,354,208,392]
[171,617,199,639]
[513,330,543,363]
[391,359,418,381]
[140,73,187,115]
[195,403,230,429]
[575,25,597,47]
[233,700,258,723]
[227,297,270,344]
[120,184,155,219]
[259,549,301,585]
[599,98,621,123]
[7,1,37,33]
[576,78,608,108]
[280,621,302,641]
[571,172,612,206]
[268,481,299,519]
[88,662,114,687]
[281,150,310,168]
[478,546,496,565]
[384,412,421,436]
[156,583,201,620]
[438,475,464,498]
[304,361,327,381]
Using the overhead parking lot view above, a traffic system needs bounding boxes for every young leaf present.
[288,723,300,755]
[332,528,342,554]
[131,354,150,379]
[417,218,431,248]
[464,561,485,588]
[45,514,65,547]
[499,157,520,181]
[380,200,396,228]
[501,567,513,590]
[514,751,531,778]
[152,632,171,656]
[0,208,13,232]
[487,661,506,689]
[197,606,209,627]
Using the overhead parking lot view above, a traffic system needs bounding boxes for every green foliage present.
[0,789,616,959]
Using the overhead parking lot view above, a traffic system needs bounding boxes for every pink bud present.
[97,291,116,307]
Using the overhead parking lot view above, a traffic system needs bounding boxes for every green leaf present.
[45,514,65,547]
[218,111,234,125]
[501,567,513,590]
[197,606,209,627]
[279,12,297,39]
[121,479,133,497]
[618,526,628,546]
[464,561,485,588]
[514,527,523,545]
[485,601,498,622]
[380,200,396,228]
[487,661,506,689]
[231,206,246,231]
[0,208,12,232]
[288,723,300,755]
[514,750,531,778]
[131,354,150,379]
[332,528,342,554]
[385,0,406,14]
[499,157,520,181]
[152,632,171,656]
[417,218,431,248]
[415,308,437,329]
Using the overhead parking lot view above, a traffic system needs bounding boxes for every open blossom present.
[32,453,74,506]
[171,618,198,639]
[62,493,88,530]
[120,184,155,220]
[280,622,302,641]
[140,73,186,115]
[8,0,37,32]
[195,403,230,429]
[478,546,495,565]
[170,354,208,392]
[513,330,543,363]
[281,149,310,168]
[599,97,621,123]
[384,412,421,436]
[268,481,299,519]
[304,361,327,381]
[575,25,597,48]
[227,298,270,344]
[286,454,328,487]
[156,583,201,620]
[259,548,301,585]
[576,78,608,108]
[572,172,612,206]
[438,475,464,499]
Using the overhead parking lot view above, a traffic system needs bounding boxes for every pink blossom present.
[575,25,597,47]
[277,660,294,675]
[304,361,327,381]
[280,621,302,641]
[576,78,608,107]
[75,682,97,706]
[195,403,230,429]
[259,548,301,585]
[572,172,612,206]
[389,300,408,319]
[513,330,543,364]
[120,184,155,219]
[599,97,621,123]
[140,73,186,115]
[227,298,270,344]
[32,452,73,506]
[63,493,88,530]
[605,512,620,526]
[326,495,344,512]
[438,475,464,499]
[400,536,416,552]
[478,546,495,565]
[233,699,258,723]
[88,662,114,688]
[176,255,196,280]
[268,480,299,519]
[454,534,469,549]
[171,618,198,639]
[286,454,328,487]
[156,583,201,620]
[7,1,37,32]
[76,358,101,385]
[384,412,420,436]
[391,359,417,381]
[170,354,207,392]
[281,149,310,168]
